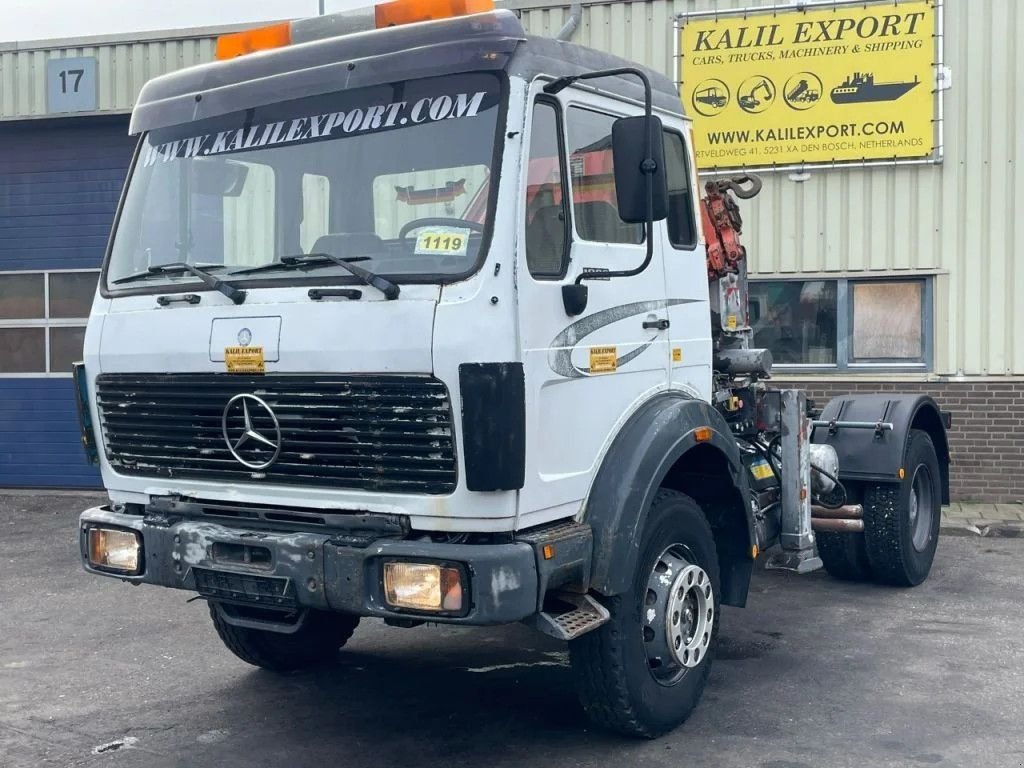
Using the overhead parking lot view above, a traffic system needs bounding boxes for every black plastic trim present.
[458,363,526,492]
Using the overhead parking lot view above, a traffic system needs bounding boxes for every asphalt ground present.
[2,494,1022,768]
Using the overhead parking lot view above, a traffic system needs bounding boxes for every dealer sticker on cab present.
[224,346,266,374]
[414,227,471,257]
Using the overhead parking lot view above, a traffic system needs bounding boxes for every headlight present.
[383,561,464,613]
[86,527,142,575]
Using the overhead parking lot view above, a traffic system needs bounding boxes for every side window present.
[525,101,569,278]
[565,107,643,245]
[301,173,331,253]
[664,131,697,248]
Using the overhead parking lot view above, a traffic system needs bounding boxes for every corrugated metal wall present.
[0,36,216,119]
[1,1,1020,376]
[513,0,1022,377]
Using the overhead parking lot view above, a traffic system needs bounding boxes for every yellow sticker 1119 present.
[415,228,470,256]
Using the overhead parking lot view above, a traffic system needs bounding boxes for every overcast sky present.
[6,0,375,42]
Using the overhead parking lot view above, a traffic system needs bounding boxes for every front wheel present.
[569,489,720,738]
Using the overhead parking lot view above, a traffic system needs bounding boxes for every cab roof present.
[130,10,684,134]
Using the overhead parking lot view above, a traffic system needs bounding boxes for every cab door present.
[515,90,670,528]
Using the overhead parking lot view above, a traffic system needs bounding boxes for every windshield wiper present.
[113,263,247,305]
[233,254,400,300]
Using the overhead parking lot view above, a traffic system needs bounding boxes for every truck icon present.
[695,84,728,108]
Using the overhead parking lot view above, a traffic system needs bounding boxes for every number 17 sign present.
[46,57,98,114]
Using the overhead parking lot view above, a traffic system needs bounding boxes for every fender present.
[582,391,756,605]
[813,393,951,504]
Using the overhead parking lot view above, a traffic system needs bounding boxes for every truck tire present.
[209,604,359,672]
[569,489,720,738]
[863,429,941,587]
[817,530,872,582]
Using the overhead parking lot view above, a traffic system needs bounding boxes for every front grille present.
[95,374,457,494]
[193,568,296,608]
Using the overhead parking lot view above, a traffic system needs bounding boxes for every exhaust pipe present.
[557,2,583,41]
[812,518,865,533]
[810,504,865,533]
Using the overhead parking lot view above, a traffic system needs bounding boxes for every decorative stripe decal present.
[548,299,696,379]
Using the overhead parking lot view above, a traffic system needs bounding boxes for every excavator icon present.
[738,77,775,113]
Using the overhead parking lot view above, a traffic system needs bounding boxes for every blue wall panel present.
[0,116,134,488]
[0,379,100,487]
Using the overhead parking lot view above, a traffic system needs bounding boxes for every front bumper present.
[79,506,540,625]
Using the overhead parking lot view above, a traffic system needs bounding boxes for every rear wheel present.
[863,429,941,586]
[569,489,720,738]
[817,529,872,582]
[209,604,359,672]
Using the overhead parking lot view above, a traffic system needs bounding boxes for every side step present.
[529,593,610,641]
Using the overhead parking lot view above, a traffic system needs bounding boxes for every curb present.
[941,520,1024,538]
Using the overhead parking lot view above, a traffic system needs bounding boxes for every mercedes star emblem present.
[237,327,253,347]
[221,394,282,470]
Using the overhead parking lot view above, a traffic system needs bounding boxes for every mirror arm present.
[544,69,656,286]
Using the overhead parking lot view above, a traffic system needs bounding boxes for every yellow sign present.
[750,460,775,481]
[679,0,936,169]
[589,346,618,374]
[225,346,265,374]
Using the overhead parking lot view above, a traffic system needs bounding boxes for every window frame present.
[524,95,573,281]
[750,276,934,373]
[662,128,699,250]
[0,268,98,378]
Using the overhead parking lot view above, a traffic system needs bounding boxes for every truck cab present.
[77,4,949,739]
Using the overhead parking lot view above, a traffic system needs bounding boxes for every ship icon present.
[830,72,921,104]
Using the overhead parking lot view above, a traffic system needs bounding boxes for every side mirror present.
[611,115,669,224]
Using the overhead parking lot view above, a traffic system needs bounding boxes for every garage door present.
[0,116,136,488]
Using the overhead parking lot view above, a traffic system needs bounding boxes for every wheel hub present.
[910,464,935,552]
[643,545,714,684]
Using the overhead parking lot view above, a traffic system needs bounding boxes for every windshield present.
[106,73,503,291]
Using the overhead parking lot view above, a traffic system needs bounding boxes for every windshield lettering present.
[141,89,490,168]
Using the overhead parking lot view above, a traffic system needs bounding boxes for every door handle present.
[643,318,670,331]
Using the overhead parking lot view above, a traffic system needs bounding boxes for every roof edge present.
[0,20,287,53]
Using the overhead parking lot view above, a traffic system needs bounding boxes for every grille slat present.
[96,374,457,494]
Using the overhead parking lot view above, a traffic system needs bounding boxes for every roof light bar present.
[375,0,495,28]
[215,22,292,60]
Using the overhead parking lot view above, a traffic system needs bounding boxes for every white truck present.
[76,1,950,738]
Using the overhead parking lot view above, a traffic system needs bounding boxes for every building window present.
[851,281,923,361]
[0,270,98,376]
[749,277,931,370]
